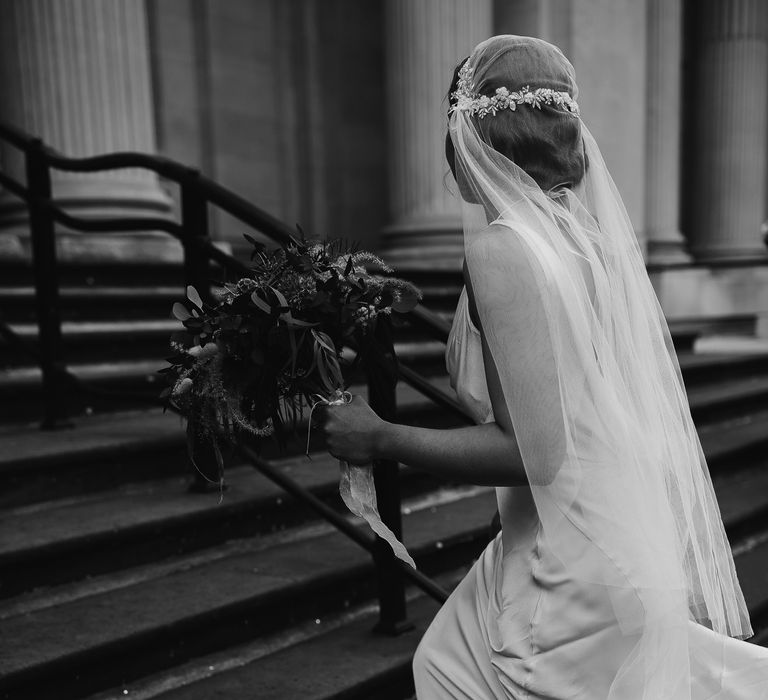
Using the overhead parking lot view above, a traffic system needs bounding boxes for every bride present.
[320,35,768,698]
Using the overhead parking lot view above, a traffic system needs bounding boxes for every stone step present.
[668,313,759,340]
[0,359,168,424]
[687,374,768,424]
[133,593,442,700]
[0,487,497,700]
[679,351,768,385]
[2,319,182,342]
[0,322,445,368]
[0,456,438,598]
[0,260,223,288]
[82,570,466,700]
[714,462,768,543]
[141,539,768,700]
[699,410,768,469]
[0,373,469,505]
[3,474,767,700]
[0,286,182,322]
[0,319,183,366]
[0,408,189,507]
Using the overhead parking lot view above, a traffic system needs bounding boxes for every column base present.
[0,177,179,263]
[0,178,173,230]
[646,236,691,264]
[0,230,185,264]
[688,243,768,263]
[650,263,768,339]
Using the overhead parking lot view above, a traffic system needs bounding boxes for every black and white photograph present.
[1,1,768,698]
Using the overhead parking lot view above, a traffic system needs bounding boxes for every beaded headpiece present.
[449,60,580,119]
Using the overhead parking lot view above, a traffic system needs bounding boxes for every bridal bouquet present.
[159,233,421,566]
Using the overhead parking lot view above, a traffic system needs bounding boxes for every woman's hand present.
[320,394,386,466]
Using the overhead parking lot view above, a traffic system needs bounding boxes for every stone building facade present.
[0,0,767,329]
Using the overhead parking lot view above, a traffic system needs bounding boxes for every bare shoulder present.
[463,224,542,297]
[464,224,533,274]
[462,225,532,331]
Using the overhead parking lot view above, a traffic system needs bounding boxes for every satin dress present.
[412,285,768,699]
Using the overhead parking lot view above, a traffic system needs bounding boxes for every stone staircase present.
[1,261,768,699]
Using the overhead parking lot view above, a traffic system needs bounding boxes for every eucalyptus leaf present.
[270,287,290,310]
[172,302,191,321]
[250,291,271,314]
[312,330,337,355]
[283,318,318,328]
[186,285,203,309]
[242,233,265,251]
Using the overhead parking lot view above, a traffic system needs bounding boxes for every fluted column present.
[382,0,492,269]
[690,0,768,260]
[0,0,172,260]
[645,0,689,262]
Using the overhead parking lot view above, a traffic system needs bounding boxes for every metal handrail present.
[0,121,455,630]
[0,325,453,604]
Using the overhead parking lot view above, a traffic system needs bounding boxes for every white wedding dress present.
[411,284,768,699]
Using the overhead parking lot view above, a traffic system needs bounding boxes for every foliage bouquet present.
[160,233,421,566]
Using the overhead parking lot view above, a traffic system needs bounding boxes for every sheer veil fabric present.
[449,36,759,698]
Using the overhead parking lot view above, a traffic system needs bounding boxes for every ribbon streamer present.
[307,390,416,569]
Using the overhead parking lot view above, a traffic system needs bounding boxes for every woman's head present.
[446,36,585,194]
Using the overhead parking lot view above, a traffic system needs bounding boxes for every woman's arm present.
[320,256,528,488]
[375,419,527,486]
[320,393,526,486]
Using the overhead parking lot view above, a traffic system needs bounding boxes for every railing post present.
[180,170,221,489]
[26,139,71,429]
[367,315,414,635]
[180,169,213,305]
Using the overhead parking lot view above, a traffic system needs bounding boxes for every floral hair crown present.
[449,60,580,119]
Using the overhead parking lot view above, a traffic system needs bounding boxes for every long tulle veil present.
[452,35,752,698]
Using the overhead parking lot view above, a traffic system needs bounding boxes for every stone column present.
[382,0,492,270]
[493,0,573,58]
[690,0,768,260]
[645,0,689,262]
[500,0,649,248]
[0,0,174,261]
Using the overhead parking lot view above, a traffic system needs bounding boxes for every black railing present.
[0,122,466,631]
